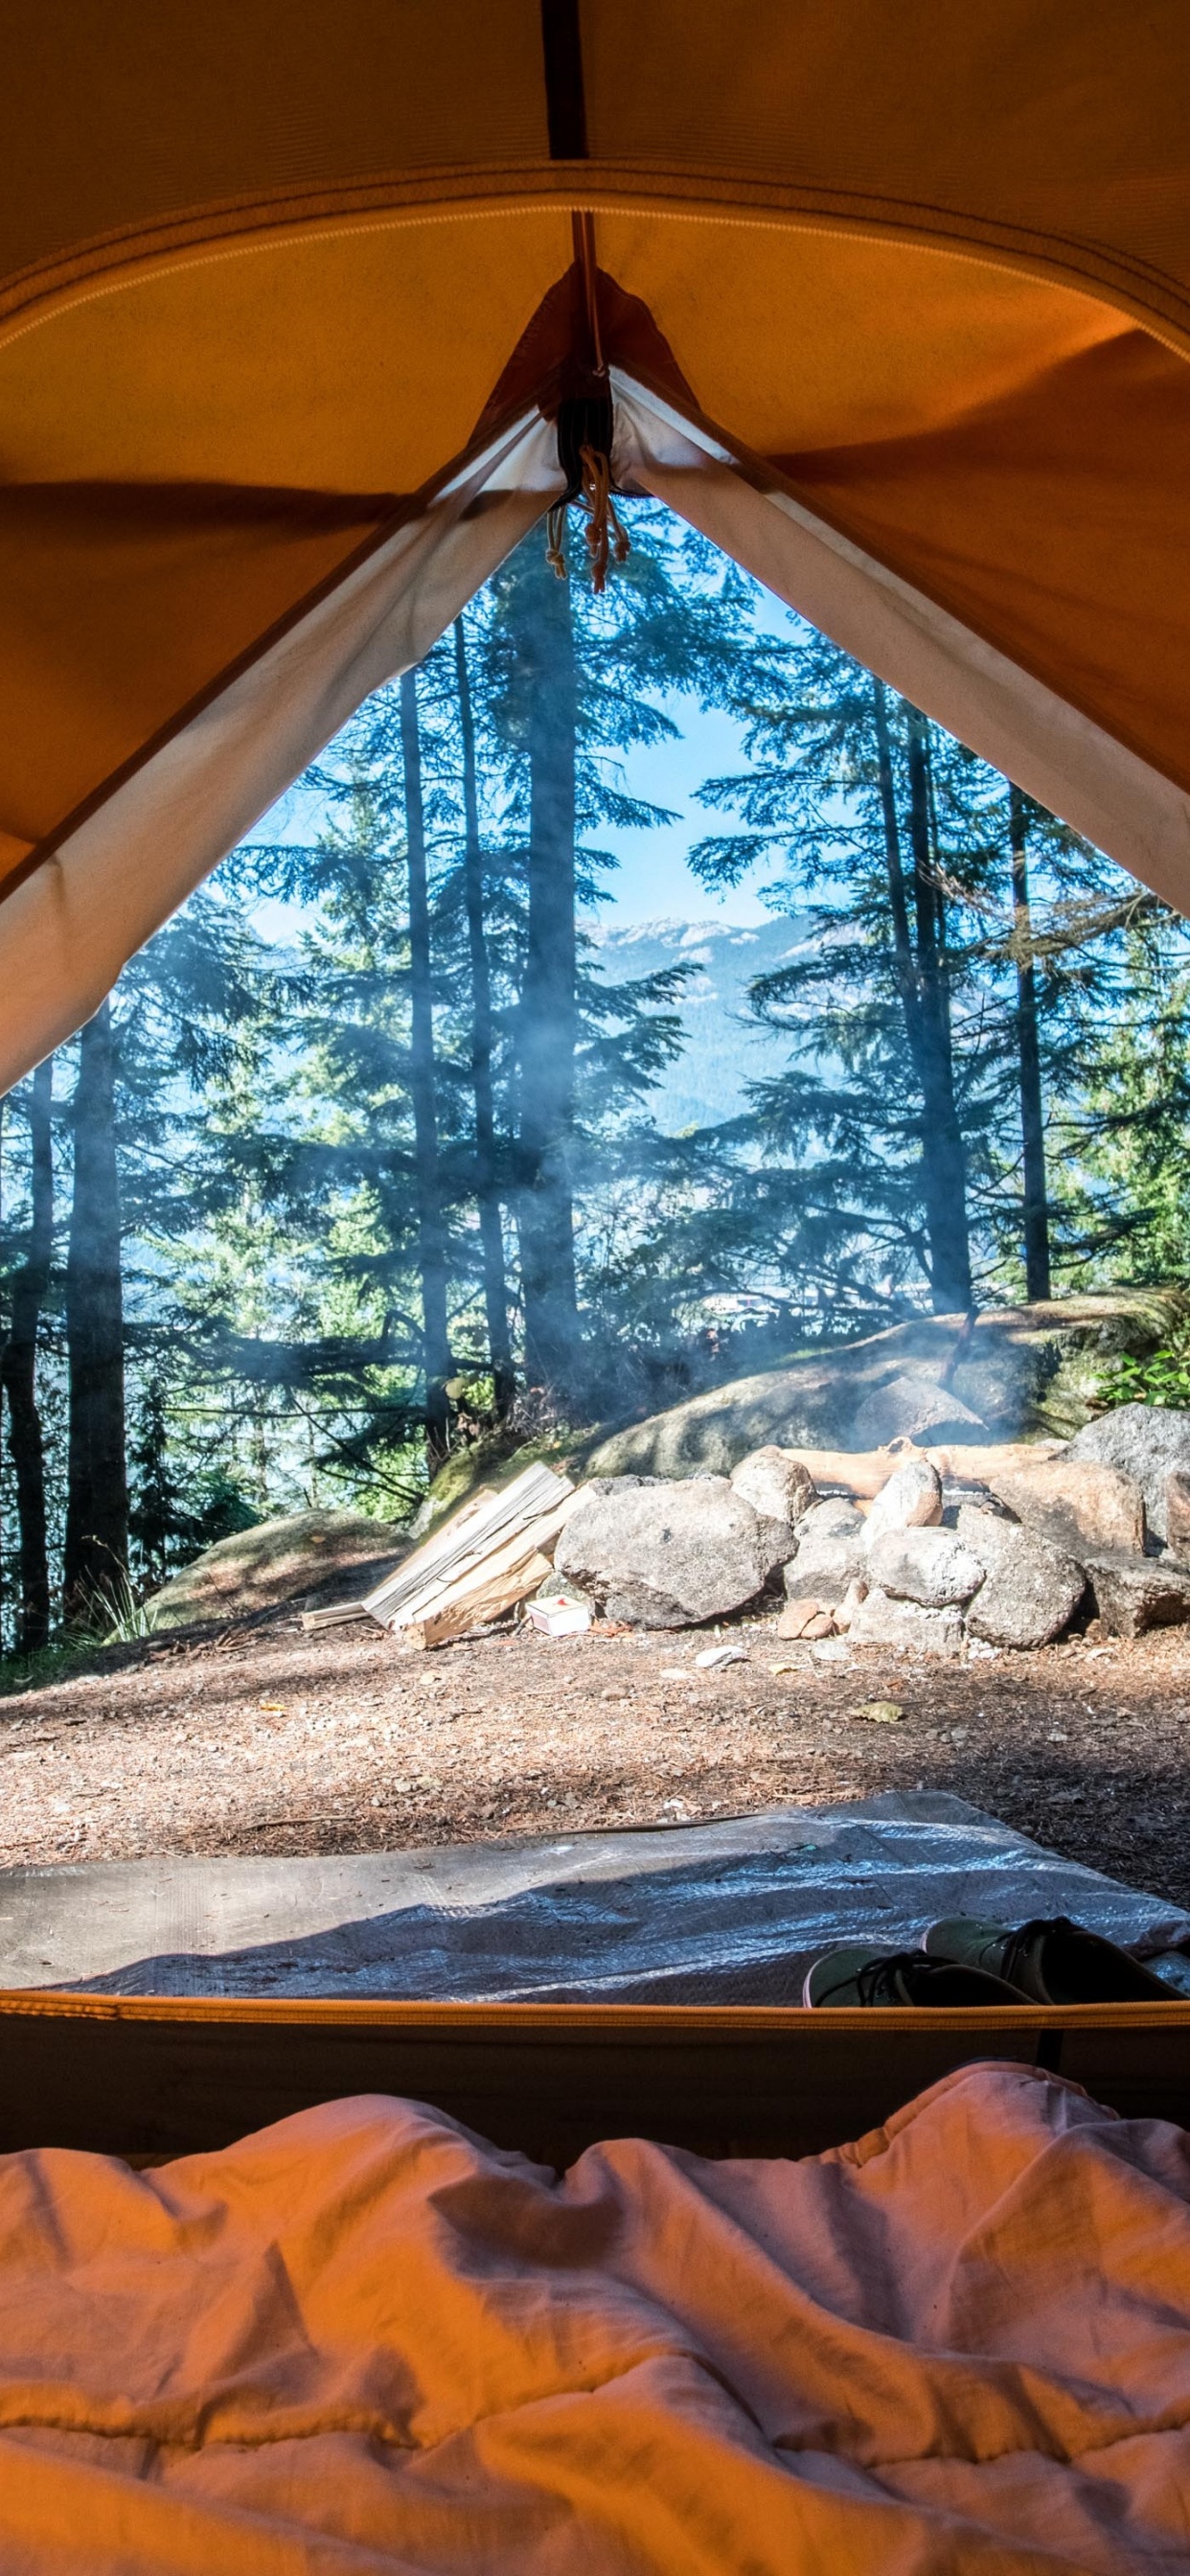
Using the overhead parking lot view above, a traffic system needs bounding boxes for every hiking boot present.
[803,1944,1023,2009]
[922,1915,1174,2005]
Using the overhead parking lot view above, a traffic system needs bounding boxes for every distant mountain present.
[588,914,809,1132]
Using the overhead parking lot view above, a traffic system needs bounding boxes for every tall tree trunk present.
[453,619,515,1416]
[2,1058,54,1650]
[1010,783,1051,1301]
[63,1002,128,1621]
[515,558,582,1392]
[400,668,453,1463]
[0,1092,4,1637]
[904,705,973,1313]
[0,1092,4,1644]
[872,679,924,1059]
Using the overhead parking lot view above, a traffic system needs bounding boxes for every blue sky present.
[247,687,782,944]
[593,698,775,926]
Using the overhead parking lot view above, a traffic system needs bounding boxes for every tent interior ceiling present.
[2,1,1189,1083]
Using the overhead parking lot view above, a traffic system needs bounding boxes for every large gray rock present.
[848,1588,965,1657]
[957,1505,1086,1649]
[729,1445,816,1525]
[986,1458,1145,1557]
[863,1457,944,1550]
[727,1446,812,1579]
[1083,1552,1190,1640]
[866,1527,985,1608]
[783,1500,867,1605]
[1068,1403,1190,1542]
[849,1375,986,1448]
[554,1476,773,1626]
[584,1294,1187,1478]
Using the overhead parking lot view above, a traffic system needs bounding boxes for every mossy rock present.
[147,1508,407,1632]
[584,1293,1190,1480]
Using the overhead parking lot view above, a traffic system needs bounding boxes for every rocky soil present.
[2,1603,1189,1912]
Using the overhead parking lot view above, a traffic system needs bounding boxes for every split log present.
[407,1552,553,1650]
[385,1494,582,1636]
[297,1600,373,1633]
[364,1463,571,1628]
[789,1440,1064,1498]
[360,1484,498,1621]
[301,1468,579,1637]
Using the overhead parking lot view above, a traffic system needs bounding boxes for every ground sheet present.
[2,1795,1186,2001]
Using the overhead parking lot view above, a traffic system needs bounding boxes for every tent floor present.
[2,1987,1189,2167]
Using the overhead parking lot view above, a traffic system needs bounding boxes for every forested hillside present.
[3,502,1189,1652]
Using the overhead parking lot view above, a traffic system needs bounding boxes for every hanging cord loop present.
[545,499,569,580]
[578,442,630,594]
[546,386,630,591]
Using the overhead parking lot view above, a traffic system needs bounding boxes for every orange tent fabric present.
[3,4,1190,1083]
[0,2060,1188,2570]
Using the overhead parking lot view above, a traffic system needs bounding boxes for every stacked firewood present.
[302,1463,579,1648]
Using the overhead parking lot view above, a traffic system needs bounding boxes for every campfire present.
[306,1403,1190,1659]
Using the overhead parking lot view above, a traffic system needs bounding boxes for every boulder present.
[848,1588,965,1657]
[584,1293,1187,1478]
[1083,1552,1190,1639]
[147,1508,406,1632]
[753,1518,804,1584]
[727,1446,812,1581]
[986,1458,1146,1558]
[1067,1403,1190,1541]
[783,1500,867,1604]
[554,1475,774,1626]
[957,1505,1086,1649]
[849,1374,986,1449]
[866,1527,985,1608]
[729,1445,817,1525]
[1166,1470,1190,1564]
[863,1457,944,1550]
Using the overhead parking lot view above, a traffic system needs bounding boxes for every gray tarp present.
[2,1792,1186,2003]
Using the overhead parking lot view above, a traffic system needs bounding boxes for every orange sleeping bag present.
[0,2060,1186,2571]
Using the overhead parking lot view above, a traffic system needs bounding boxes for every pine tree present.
[400,669,454,1459]
[1,1057,55,1647]
[480,510,755,1400]
[63,1002,127,1621]
[453,615,514,1415]
[501,545,584,1391]
[1009,784,1051,1300]
[229,509,753,1466]
[689,617,1149,1323]
[690,632,996,1319]
[1062,908,1190,1283]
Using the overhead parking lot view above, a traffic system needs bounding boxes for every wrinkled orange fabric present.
[0,2061,1187,2571]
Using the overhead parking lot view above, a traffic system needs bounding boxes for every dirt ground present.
[1,1601,1189,1913]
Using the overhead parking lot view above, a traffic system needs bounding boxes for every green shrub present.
[1096,1327,1190,1411]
